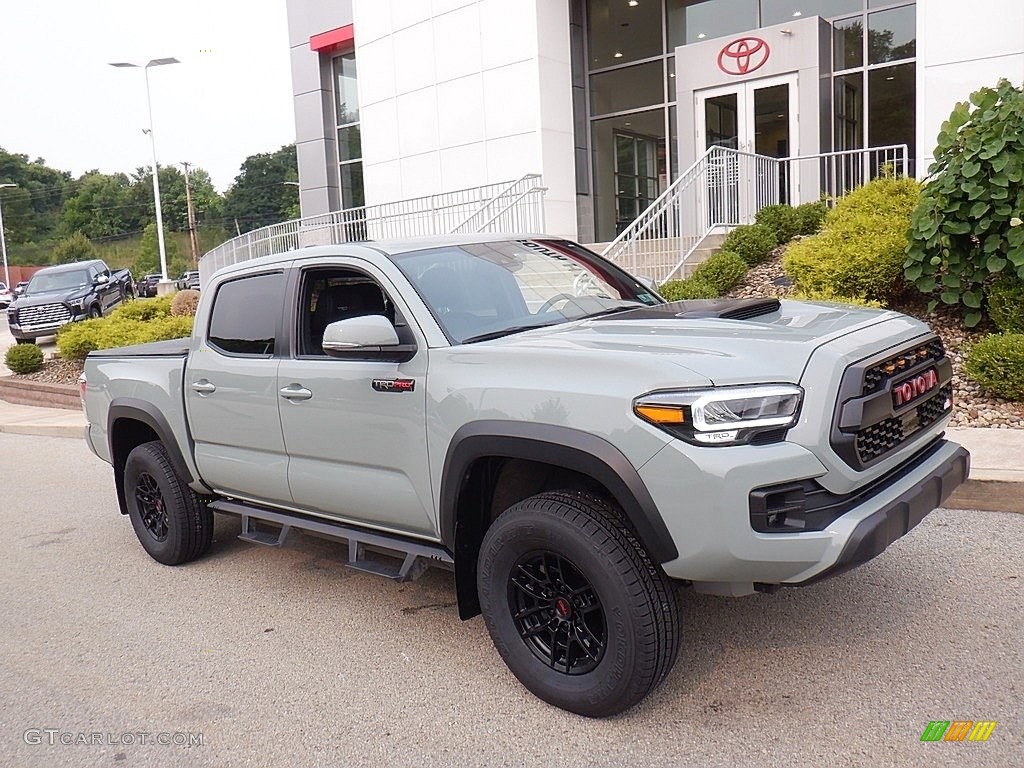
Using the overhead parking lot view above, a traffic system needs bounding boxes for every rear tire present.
[477,490,681,717]
[123,441,213,565]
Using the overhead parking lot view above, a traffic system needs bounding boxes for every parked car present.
[6,259,131,343]
[0,282,12,308]
[176,270,200,291]
[81,235,968,717]
[137,273,162,298]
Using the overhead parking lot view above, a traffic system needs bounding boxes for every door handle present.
[279,385,313,401]
[191,380,217,395]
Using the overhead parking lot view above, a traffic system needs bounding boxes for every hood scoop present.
[598,298,782,322]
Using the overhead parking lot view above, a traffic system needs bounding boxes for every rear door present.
[185,269,292,506]
[275,258,436,537]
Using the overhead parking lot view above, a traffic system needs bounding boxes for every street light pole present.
[0,183,16,291]
[110,58,180,291]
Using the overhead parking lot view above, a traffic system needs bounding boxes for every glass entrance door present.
[695,75,798,223]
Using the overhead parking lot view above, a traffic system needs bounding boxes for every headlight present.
[634,384,803,446]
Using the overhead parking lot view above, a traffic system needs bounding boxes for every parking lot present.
[0,431,1020,768]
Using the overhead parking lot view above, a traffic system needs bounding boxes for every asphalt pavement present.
[0,432,1019,768]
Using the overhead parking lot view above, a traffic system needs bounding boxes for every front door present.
[695,74,798,222]
[276,259,435,538]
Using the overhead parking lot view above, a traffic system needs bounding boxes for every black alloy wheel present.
[508,550,606,675]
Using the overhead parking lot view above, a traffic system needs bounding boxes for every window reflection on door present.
[696,76,796,224]
[753,84,790,203]
[614,133,663,235]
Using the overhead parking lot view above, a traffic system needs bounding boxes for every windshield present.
[390,239,662,344]
[26,270,90,294]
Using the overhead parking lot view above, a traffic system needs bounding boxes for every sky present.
[0,0,296,193]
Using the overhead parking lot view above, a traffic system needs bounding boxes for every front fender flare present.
[440,420,678,561]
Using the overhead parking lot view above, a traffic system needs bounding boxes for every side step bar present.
[210,499,453,582]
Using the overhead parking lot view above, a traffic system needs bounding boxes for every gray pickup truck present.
[82,235,969,717]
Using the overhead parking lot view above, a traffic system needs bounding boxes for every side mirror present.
[94,274,109,285]
[322,315,416,362]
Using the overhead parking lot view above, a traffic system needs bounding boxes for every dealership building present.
[283,0,1024,246]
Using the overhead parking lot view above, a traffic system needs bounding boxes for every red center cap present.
[554,597,572,618]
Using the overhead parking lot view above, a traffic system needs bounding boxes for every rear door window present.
[207,272,285,356]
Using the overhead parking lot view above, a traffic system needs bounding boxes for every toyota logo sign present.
[717,37,770,75]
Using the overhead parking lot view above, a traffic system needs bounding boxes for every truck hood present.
[484,300,920,385]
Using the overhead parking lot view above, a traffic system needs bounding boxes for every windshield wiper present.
[461,322,559,344]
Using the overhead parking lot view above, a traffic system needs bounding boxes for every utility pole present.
[180,161,200,265]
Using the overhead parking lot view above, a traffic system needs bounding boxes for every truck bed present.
[87,338,191,358]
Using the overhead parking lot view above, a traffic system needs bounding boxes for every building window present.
[332,53,364,209]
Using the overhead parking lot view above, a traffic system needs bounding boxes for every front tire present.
[123,441,213,565]
[88,305,101,319]
[478,490,681,717]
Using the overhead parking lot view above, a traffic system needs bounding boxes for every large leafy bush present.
[112,295,174,321]
[905,79,1024,326]
[783,176,920,302]
[965,334,1024,401]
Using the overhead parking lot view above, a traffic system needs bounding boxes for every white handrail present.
[600,143,910,284]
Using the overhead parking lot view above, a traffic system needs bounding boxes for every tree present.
[0,147,70,243]
[52,231,97,264]
[59,171,137,238]
[134,222,184,278]
[223,145,298,233]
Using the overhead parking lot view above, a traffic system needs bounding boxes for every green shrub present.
[790,288,883,309]
[5,343,45,374]
[170,289,201,317]
[965,334,1024,400]
[57,314,194,360]
[905,79,1024,326]
[112,295,173,321]
[986,276,1024,333]
[755,205,802,245]
[659,277,717,301]
[783,176,920,302]
[689,250,748,293]
[794,200,828,235]
[721,224,777,265]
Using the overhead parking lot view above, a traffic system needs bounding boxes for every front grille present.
[831,336,953,469]
[862,339,945,395]
[18,303,71,330]
[853,383,953,464]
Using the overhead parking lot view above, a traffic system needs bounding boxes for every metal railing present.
[600,143,909,284]
[601,146,782,283]
[200,175,546,280]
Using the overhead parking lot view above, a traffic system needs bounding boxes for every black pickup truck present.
[6,259,132,344]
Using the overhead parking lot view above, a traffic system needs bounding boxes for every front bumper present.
[798,443,969,585]
[639,436,969,589]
